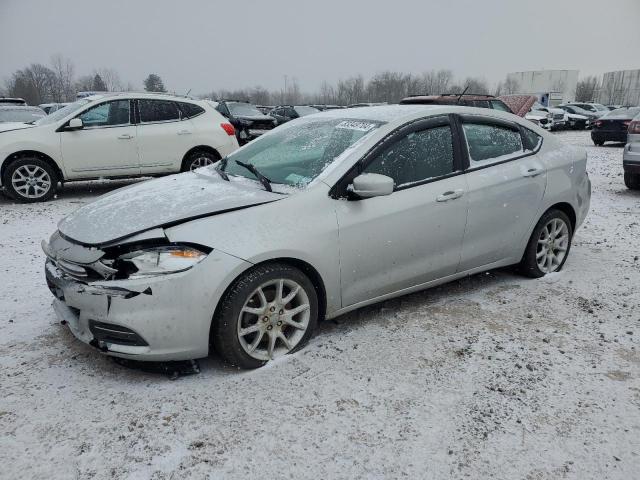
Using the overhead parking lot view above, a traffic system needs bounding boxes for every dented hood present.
[58,170,283,246]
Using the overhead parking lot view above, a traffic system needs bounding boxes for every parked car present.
[532,104,567,130]
[269,105,320,125]
[591,107,640,146]
[400,94,516,113]
[0,97,27,106]
[255,105,274,115]
[0,106,47,123]
[524,109,553,129]
[557,104,598,128]
[623,113,640,189]
[211,100,277,145]
[568,102,610,118]
[0,93,239,202]
[39,103,72,114]
[309,104,345,111]
[43,105,590,368]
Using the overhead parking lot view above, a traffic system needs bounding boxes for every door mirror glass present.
[67,118,83,130]
[350,173,394,198]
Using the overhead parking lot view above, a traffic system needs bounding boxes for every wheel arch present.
[547,202,576,231]
[180,145,221,171]
[1,150,64,184]
[209,256,328,348]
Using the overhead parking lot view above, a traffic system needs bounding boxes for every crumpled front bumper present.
[44,248,252,361]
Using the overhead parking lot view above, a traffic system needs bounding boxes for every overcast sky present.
[1,0,639,94]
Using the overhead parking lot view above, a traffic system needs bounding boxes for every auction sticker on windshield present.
[335,120,377,132]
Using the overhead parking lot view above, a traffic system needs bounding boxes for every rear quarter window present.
[178,102,205,118]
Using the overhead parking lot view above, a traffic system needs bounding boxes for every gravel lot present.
[1,130,638,479]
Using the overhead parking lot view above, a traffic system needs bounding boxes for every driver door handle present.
[523,167,544,177]
[436,189,464,202]
[117,134,133,140]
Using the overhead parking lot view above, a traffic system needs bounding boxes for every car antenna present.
[456,86,469,104]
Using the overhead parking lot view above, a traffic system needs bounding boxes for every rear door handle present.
[523,167,544,177]
[177,130,192,135]
[436,189,464,202]
[117,134,133,140]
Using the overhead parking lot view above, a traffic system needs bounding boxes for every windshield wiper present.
[234,160,272,192]
[215,157,229,181]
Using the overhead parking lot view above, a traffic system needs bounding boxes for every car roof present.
[83,92,200,102]
[309,104,448,123]
[0,105,44,111]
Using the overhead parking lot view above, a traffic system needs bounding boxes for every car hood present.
[57,169,284,246]
[0,122,36,133]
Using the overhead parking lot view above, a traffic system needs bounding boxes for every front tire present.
[182,150,220,172]
[520,209,573,278]
[212,263,319,369]
[625,172,640,190]
[2,157,58,202]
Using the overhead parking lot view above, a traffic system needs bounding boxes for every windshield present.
[35,99,91,126]
[221,118,383,187]
[294,106,320,117]
[228,102,264,117]
[0,108,46,123]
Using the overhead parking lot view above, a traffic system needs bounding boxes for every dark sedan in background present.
[212,100,277,145]
[591,107,640,146]
[269,105,319,125]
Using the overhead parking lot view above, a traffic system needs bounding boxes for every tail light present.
[220,123,235,136]
[629,121,640,134]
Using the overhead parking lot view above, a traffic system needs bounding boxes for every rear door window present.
[177,102,205,118]
[463,122,523,165]
[139,100,180,123]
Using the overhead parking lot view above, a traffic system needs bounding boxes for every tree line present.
[1,55,167,105]
[2,55,633,107]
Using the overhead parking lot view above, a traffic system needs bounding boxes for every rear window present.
[178,102,205,118]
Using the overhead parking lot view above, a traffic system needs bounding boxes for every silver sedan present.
[43,105,591,369]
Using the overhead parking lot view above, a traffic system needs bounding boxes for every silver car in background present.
[43,105,591,369]
[623,113,640,189]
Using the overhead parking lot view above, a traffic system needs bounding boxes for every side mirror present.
[67,118,83,130]
[349,173,394,198]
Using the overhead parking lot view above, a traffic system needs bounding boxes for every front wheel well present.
[1,150,64,184]
[181,146,221,171]
[209,257,328,348]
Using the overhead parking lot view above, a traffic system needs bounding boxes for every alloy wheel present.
[190,156,215,170]
[536,218,569,273]
[11,165,51,199]
[237,278,311,360]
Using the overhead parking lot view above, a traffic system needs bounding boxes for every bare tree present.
[95,68,123,92]
[6,64,56,104]
[50,55,75,102]
[575,76,598,102]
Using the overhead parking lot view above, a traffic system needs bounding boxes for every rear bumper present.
[623,143,640,173]
[591,131,628,143]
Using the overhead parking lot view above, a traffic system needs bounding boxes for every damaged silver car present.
[43,105,591,369]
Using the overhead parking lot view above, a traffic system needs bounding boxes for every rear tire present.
[624,172,640,190]
[519,209,573,278]
[182,150,220,172]
[2,157,58,202]
[212,263,318,369]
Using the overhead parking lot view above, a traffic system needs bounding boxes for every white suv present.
[0,93,239,202]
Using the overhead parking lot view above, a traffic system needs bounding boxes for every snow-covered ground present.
[1,130,638,479]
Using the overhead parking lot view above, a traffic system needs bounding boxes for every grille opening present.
[89,320,148,347]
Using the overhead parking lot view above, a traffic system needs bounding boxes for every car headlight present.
[117,246,207,279]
